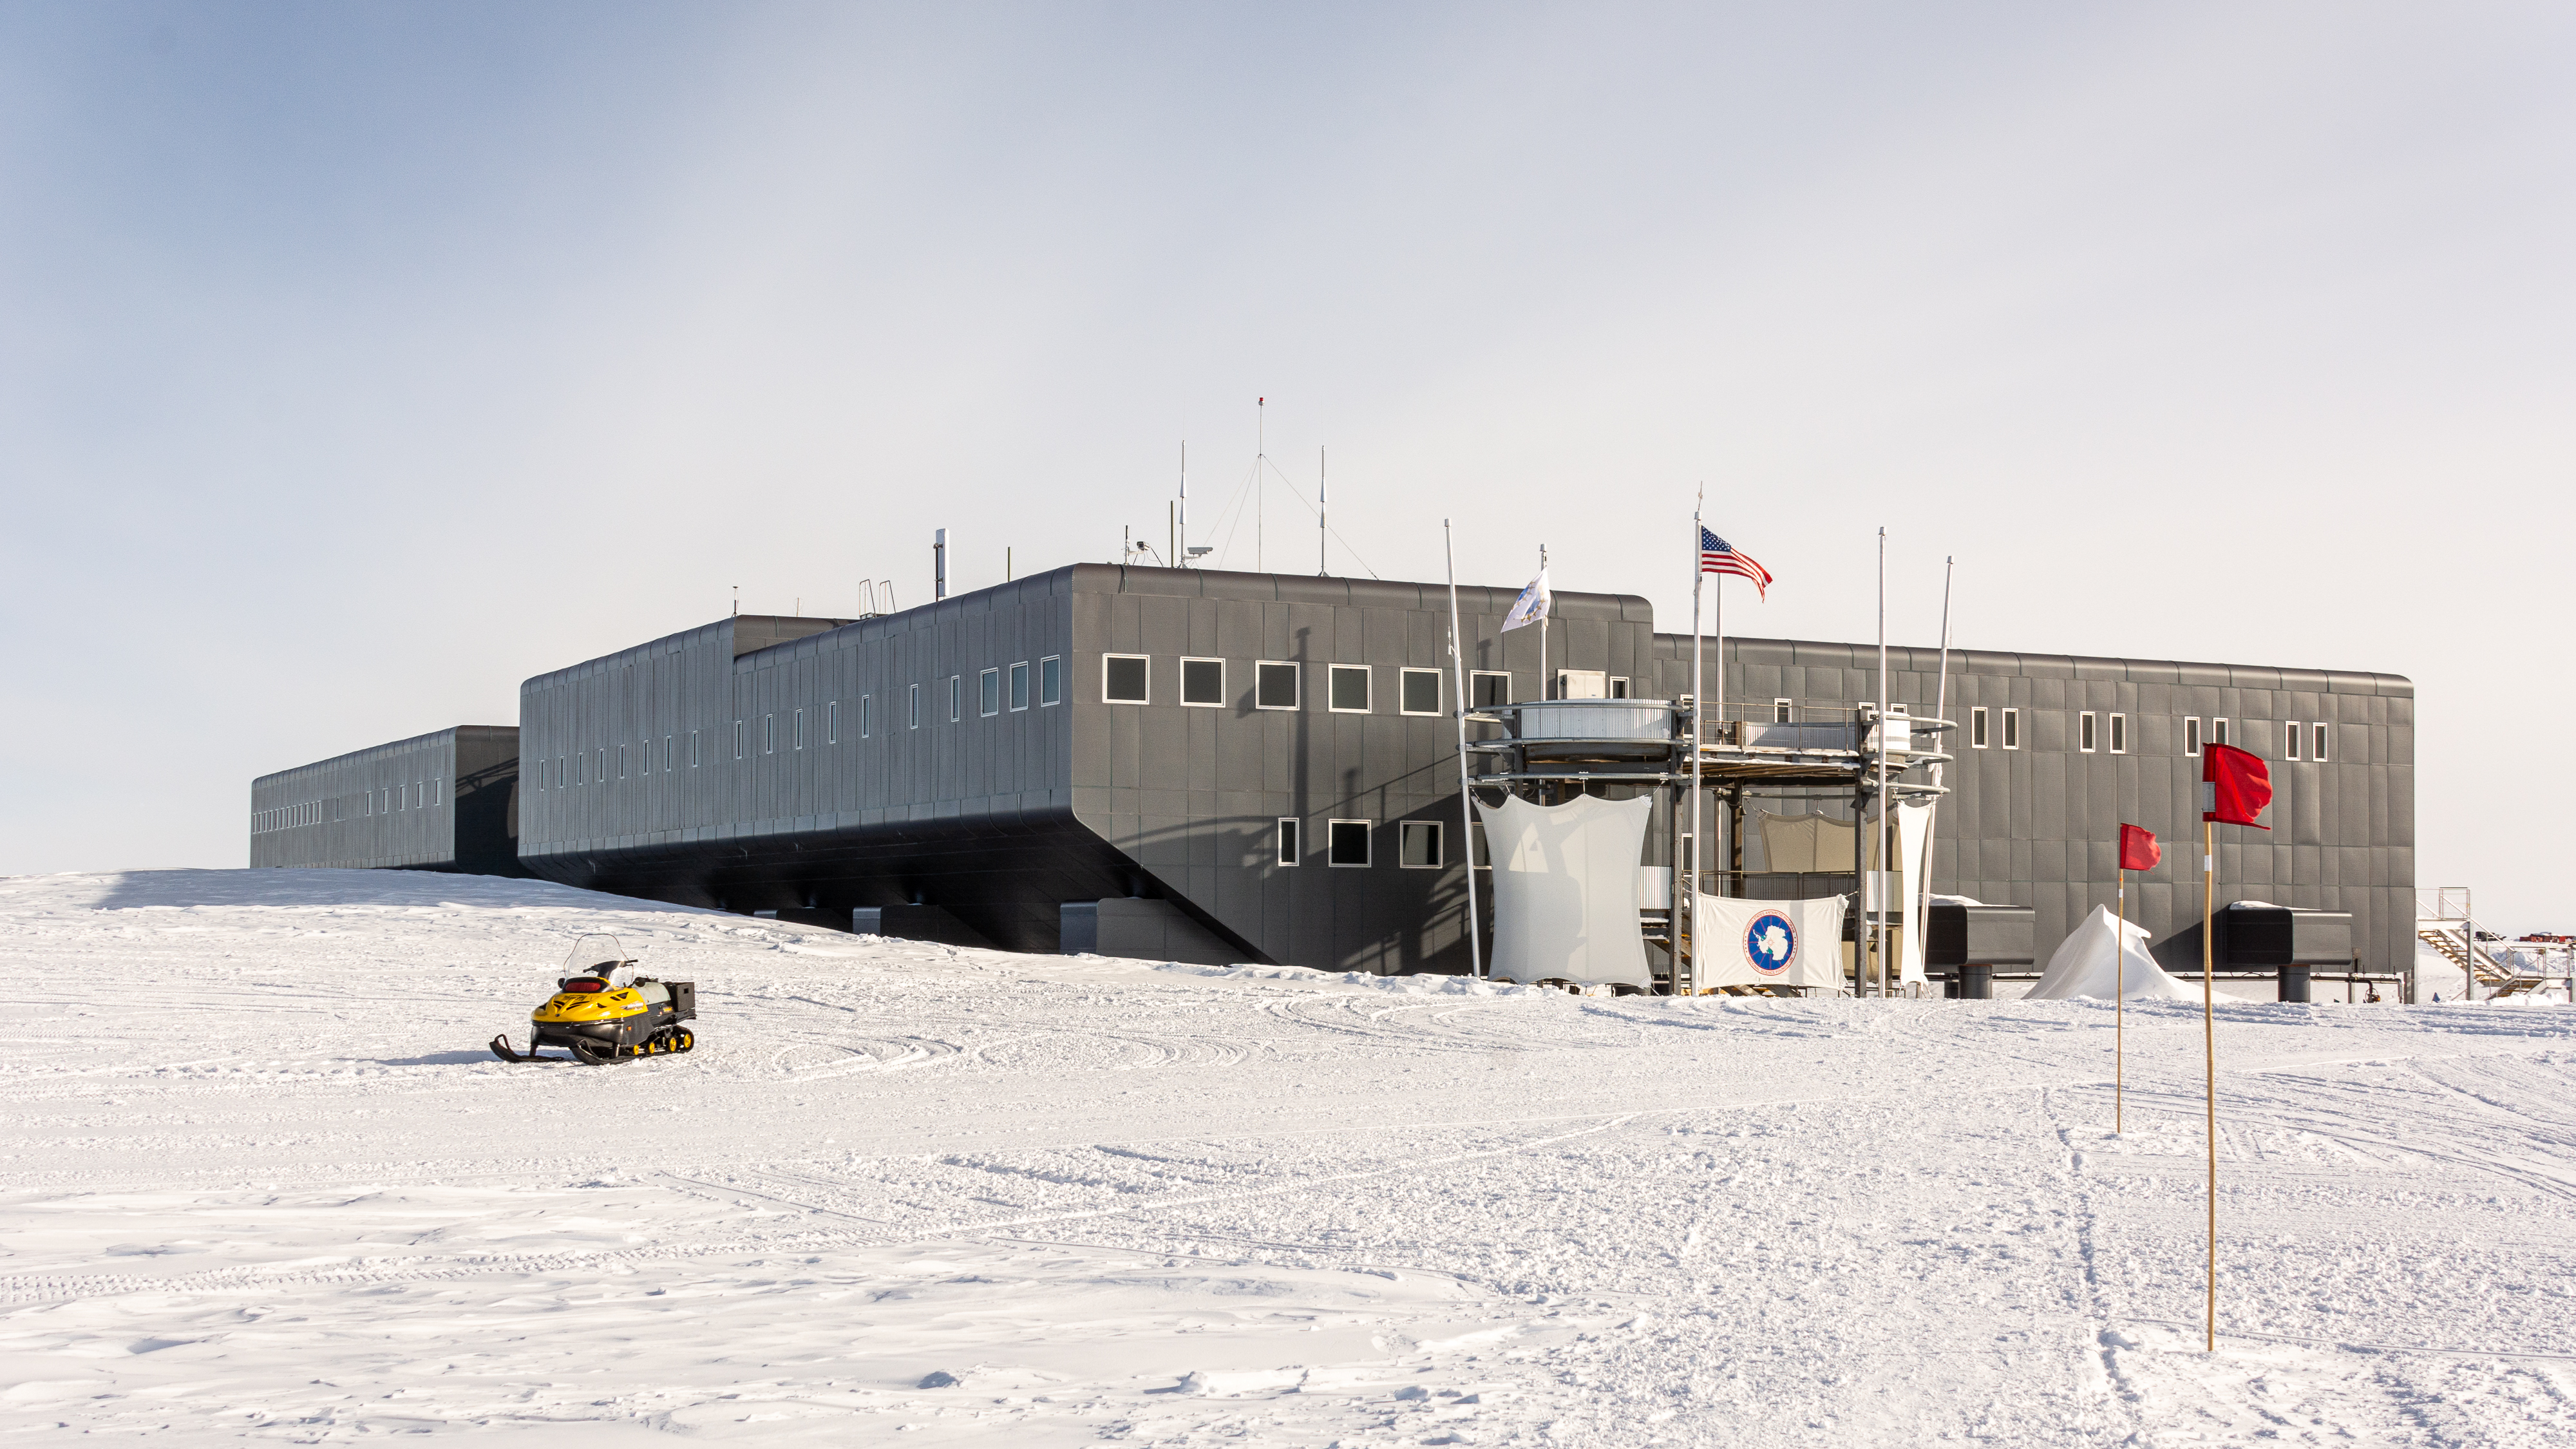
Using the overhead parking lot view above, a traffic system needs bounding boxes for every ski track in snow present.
[3,871,2573,1445]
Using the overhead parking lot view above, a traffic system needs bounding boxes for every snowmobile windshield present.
[560,933,632,981]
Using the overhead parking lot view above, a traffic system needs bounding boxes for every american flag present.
[1700,527,1772,598]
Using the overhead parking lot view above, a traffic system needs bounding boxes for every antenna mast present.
[1318,445,1327,575]
[1256,397,1265,574]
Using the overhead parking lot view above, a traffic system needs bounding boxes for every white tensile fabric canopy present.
[1475,793,1653,987]
[1759,804,1931,984]
[1693,894,1851,990]
[2025,904,2195,1001]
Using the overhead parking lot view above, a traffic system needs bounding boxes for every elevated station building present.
[251,564,2414,981]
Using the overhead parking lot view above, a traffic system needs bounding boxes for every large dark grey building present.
[250,725,526,876]
[496,564,2412,977]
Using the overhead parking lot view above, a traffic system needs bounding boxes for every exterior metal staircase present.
[2416,920,2548,999]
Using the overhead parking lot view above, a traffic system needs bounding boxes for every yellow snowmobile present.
[489,933,697,1065]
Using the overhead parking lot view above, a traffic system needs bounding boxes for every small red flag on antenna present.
[2201,743,2272,829]
[2119,824,2161,871]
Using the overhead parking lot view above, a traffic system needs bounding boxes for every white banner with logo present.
[1692,894,1850,990]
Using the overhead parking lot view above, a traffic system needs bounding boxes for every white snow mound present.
[2025,904,2197,1001]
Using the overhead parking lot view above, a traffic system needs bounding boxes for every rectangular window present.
[397,786,406,811]
[1399,668,1442,715]
[1328,819,1372,866]
[949,675,961,723]
[1971,706,1988,748]
[690,732,700,768]
[2312,723,2329,762]
[825,704,837,745]
[2184,716,2202,755]
[596,748,606,781]
[1471,671,1511,708]
[909,683,921,728]
[734,721,745,760]
[1400,820,1444,868]
[1039,655,1062,706]
[2282,719,2300,760]
[860,696,871,738]
[2078,712,2096,753]
[793,709,806,750]
[1255,661,1300,710]
[2108,714,2126,754]
[364,791,373,815]
[1276,817,1300,866]
[1328,665,1371,713]
[1009,662,1030,711]
[2001,708,2020,750]
[763,714,776,754]
[1608,677,1631,699]
[2213,717,2231,747]
[1180,657,1225,706]
[665,735,674,770]
[1774,698,1794,724]
[980,668,1001,717]
[1103,654,1149,703]
[619,744,629,779]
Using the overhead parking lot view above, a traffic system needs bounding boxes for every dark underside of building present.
[255,564,2412,980]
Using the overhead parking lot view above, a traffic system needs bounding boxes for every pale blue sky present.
[5,3,2570,926]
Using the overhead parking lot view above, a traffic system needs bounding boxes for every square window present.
[1103,654,1149,704]
[1328,665,1370,713]
[980,667,1001,717]
[2184,716,2202,755]
[1609,677,1631,699]
[1256,661,1300,710]
[2001,708,2020,750]
[2078,712,2096,753]
[2213,717,2230,747]
[1039,655,1062,706]
[1276,818,1300,866]
[825,705,837,745]
[1328,819,1372,866]
[1399,668,1442,715]
[949,676,961,723]
[1010,662,1030,711]
[1470,671,1511,708]
[1971,706,1989,748]
[909,684,921,729]
[2108,714,2126,754]
[2312,723,2329,762]
[1180,658,1225,706]
[1400,820,1443,868]
[2282,719,2300,760]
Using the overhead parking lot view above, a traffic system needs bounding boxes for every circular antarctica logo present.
[1745,911,1796,975]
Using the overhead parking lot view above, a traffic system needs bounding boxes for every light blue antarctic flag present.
[1500,567,1551,632]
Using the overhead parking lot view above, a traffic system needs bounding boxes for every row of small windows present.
[1101,656,1459,715]
[1271,817,1458,869]
[252,778,438,833]
[1964,706,2333,762]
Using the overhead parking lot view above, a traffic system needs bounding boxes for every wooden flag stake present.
[2201,817,2217,1354]
[2116,866,2125,1134]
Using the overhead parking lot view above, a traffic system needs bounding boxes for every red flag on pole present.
[2119,824,2161,871]
[2201,743,2271,829]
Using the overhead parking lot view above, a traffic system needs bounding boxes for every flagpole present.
[1539,545,1549,703]
[2116,866,2126,1134]
[1876,527,1889,998]
[1444,520,1482,980]
[2202,815,2217,1353]
[1688,493,1705,998]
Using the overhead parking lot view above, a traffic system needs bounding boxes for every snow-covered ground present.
[6,870,2574,1446]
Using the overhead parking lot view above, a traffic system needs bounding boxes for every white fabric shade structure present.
[2025,904,2195,1001]
[1691,894,1850,990]
[1475,793,1654,987]
[1762,804,1932,985]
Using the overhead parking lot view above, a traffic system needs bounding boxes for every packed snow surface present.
[6,870,2575,1446]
